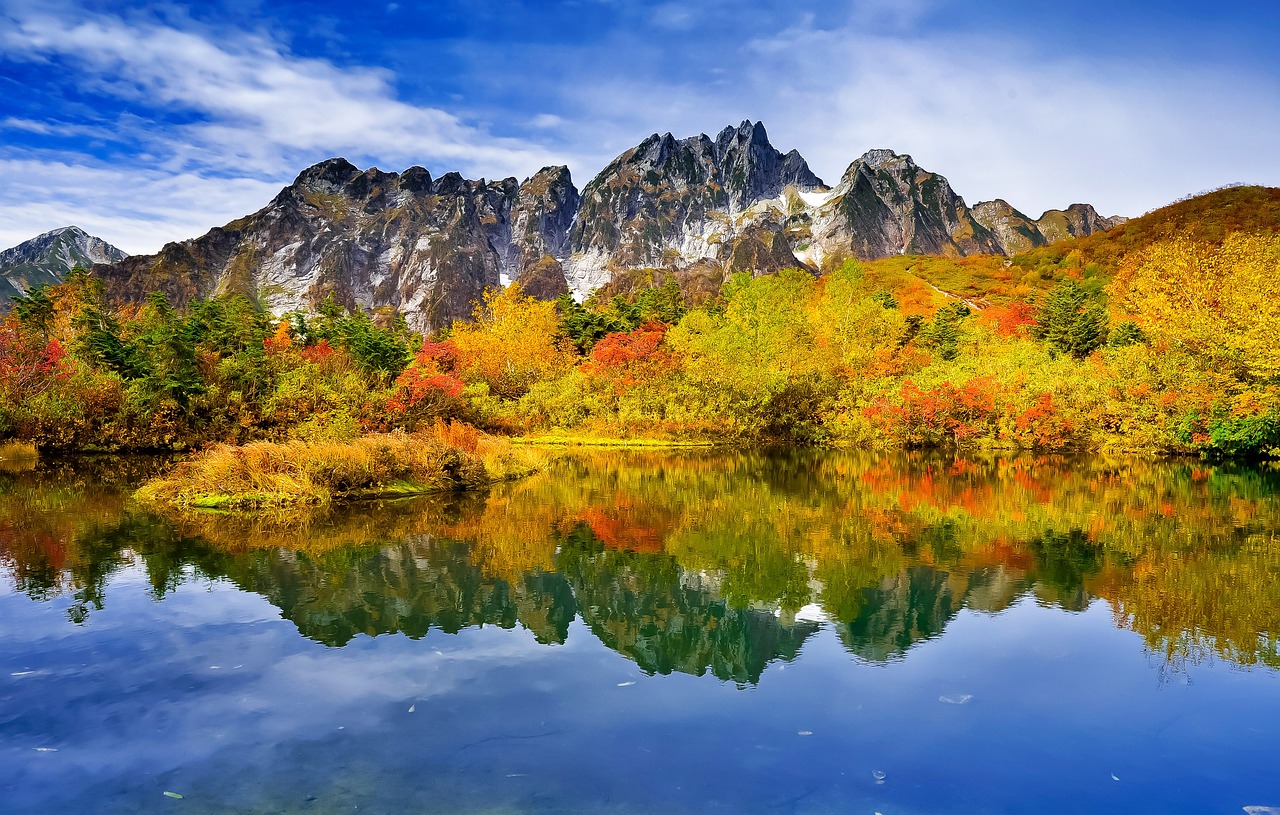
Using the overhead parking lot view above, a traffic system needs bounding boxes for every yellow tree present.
[1109,232,1280,381]
[449,283,575,398]
[808,260,910,374]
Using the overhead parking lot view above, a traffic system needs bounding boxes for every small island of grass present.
[135,425,547,511]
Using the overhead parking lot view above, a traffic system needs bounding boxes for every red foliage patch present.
[581,320,675,392]
[387,339,465,416]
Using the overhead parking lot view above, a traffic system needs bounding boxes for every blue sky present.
[2,0,1278,253]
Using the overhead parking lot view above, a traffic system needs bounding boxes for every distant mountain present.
[88,120,1127,329]
[1,226,126,305]
[970,200,1126,255]
[1014,184,1280,273]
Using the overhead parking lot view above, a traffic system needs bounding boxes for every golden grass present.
[0,442,38,473]
[135,424,547,511]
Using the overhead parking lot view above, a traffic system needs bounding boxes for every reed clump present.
[0,442,38,473]
[135,424,547,510]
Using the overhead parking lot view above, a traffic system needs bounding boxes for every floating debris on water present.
[408,705,415,713]
[797,731,813,736]
[163,791,184,799]
[617,681,636,687]
[872,770,886,784]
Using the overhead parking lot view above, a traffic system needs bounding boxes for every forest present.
[1,224,1278,459]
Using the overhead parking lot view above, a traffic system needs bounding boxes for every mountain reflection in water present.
[2,450,1279,679]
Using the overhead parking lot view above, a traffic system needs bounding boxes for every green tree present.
[1032,279,1108,358]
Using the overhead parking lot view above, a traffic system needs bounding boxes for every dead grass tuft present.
[135,427,547,510]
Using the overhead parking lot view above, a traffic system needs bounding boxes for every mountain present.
[96,160,578,330]
[565,120,825,292]
[84,120,1127,329]
[802,148,1003,263]
[970,199,1126,255]
[0,226,126,305]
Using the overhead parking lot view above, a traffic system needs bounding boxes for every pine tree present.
[1032,280,1108,358]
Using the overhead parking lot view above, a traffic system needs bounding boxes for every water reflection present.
[2,450,1279,677]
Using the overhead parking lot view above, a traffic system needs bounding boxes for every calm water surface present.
[1,451,1278,814]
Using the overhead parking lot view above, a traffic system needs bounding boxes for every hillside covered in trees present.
[1,187,1278,459]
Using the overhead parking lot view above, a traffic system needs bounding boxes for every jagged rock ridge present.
[0,226,126,305]
[565,120,826,292]
[81,121,1125,328]
[94,160,578,331]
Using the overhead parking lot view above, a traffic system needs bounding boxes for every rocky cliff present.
[82,120,1125,328]
[0,226,126,306]
[95,160,577,330]
[796,148,1004,268]
[564,120,825,292]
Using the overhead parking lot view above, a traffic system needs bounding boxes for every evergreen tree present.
[1032,280,1108,358]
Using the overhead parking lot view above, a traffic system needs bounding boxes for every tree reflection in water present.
[2,449,1278,678]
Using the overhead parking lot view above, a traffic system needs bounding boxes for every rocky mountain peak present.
[564,121,827,292]
[399,166,433,193]
[713,119,771,157]
[1,225,127,306]
[292,157,362,192]
[857,148,912,170]
[812,149,1003,260]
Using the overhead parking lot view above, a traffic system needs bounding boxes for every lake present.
[2,450,1278,814]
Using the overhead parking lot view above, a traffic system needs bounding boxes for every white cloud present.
[745,26,1280,218]
[553,18,1280,218]
[0,156,282,254]
[529,113,564,129]
[1,9,562,177]
[0,3,565,252]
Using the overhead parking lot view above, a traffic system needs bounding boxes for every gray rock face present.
[0,226,126,305]
[803,149,1003,264]
[510,166,580,273]
[83,121,1125,327]
[94,160,581,330]
[564,120,827,292]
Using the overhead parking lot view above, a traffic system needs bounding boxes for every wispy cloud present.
[1,5,563,175]
[1,0,1277,254]
[736,21,1280,217]
[0,1,564,252]
[0,156,282,254]
[545,13,1280,218]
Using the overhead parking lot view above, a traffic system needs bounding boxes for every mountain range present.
[3,121,1127,329]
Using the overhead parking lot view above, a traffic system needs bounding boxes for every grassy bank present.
[511,433,719,449]
[135,424,547,510]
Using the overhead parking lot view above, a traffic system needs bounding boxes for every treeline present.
[1,231,1278,457]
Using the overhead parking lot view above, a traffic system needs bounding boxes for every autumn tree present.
[1109,232,1280,381]
[451,283,575,399]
